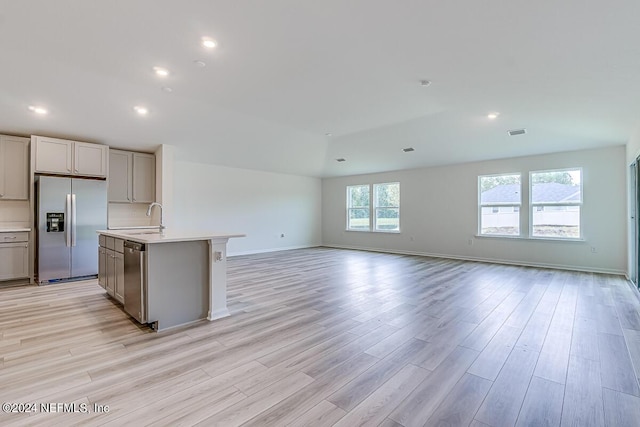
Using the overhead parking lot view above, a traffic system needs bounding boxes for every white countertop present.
[0,228,31,232]
[97,229,245,244]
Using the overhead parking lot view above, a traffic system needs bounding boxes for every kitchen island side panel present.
[146,240,209,330]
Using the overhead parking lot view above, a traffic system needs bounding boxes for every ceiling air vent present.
[336,158,346,162]
[402,147,415,152]
[508,129,527,136]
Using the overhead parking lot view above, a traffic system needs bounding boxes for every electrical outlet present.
[410,236,415,242]
[468,238,473,246]
[591,246,596,253]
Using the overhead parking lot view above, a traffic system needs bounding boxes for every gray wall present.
[322,146,627,274]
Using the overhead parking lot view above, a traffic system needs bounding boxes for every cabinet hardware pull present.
[4,236,17,239]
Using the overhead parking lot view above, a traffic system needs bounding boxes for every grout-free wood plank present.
[0,248,638,427]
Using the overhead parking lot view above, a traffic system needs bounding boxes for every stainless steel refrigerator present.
[36,176,107,284]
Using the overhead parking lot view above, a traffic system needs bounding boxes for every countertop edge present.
[0,228,32,232]
[97,229,246,244]
[108,226,161,230]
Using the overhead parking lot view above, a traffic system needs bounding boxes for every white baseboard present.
[322,244,627,276]
[207,308,231,321]
[228,244,321,257]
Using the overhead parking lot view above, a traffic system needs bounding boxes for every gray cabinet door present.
[0,242,29,280]
[114,251,124,303]
[108,150,132,202]
[106,249,115,296]
[75,142,108,177]
[0,136,29,200]
[98,246,107,289]
[34,137,73,174]
[132,153,155,203]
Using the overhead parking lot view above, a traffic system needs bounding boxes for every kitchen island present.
[97,229,244,331]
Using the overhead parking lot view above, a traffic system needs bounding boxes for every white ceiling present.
[1,0,639,177]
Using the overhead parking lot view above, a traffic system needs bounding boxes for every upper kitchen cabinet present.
[33,136,108,178]
[0,135,29,200]
[108,149,132,202]
[75,141,108,177]
[109,149,155,203]
[133,153,155,203]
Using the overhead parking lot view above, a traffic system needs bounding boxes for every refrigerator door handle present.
[71,193,77,247]
[65,194,72,247]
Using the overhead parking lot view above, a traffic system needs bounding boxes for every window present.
[530,168,582,239]
[347,185,370,231]
[374,182,400,231]
[479,174,521,236]
[346,182,400,232]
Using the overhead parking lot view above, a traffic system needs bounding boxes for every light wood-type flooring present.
[2,247,640,426]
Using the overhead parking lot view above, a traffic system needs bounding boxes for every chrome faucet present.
[146,202,165,231]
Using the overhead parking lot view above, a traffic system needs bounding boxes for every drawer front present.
[99,234,106,247]
[0,232,29,243]
[105,236,115,250]
[114,238,124,254]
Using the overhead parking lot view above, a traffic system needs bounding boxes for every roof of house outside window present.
[481,183,581,204]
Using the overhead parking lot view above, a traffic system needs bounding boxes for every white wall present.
[173,160,322,255]
[626,126,640,278]
[322,146,627,274]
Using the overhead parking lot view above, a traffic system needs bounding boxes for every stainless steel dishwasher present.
[124,241,147,324]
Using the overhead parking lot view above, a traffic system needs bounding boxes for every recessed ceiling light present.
[161,86,173,93]
[402,147,415,152]
[28,105,48,115]
[336,158,346,162]
[153,67,169,77]
[487,112,500,119]
[325,133,332,137]
[420,80,431,87]
[201,38,217,49]
[133,106,149,116]
[193,60,207,68]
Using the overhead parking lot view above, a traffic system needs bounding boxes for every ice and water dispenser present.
[46,213,65,232]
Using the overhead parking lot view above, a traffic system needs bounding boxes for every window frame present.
[346,184,371,231]
[478,173,522,237]
[373,182,400,233]
[529,167,583,240]
[345,182,401,233]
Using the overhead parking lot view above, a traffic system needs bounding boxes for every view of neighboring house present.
[480,182,582,237]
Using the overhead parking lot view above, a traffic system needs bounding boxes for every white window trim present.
[345,182,401,233]
[478,173,522,237]
[529,167,583,240]
[346,184,371,231]
[373,182,400,233]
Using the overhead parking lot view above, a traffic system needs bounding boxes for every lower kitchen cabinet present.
[114,251,124,303]
[98,247,107,289]
[99,236,124,304]
[0,232,29,281]
[0,242,29,281]
[105,249,115,297]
